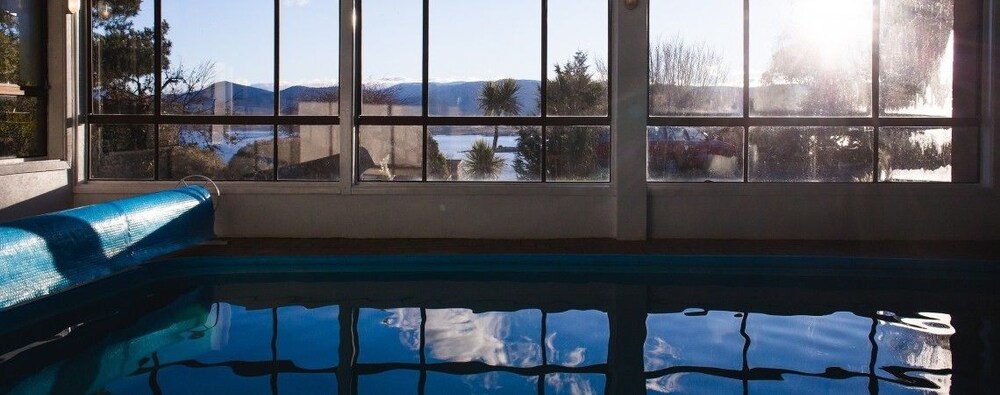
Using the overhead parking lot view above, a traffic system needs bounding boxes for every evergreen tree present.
[515,51,608,181]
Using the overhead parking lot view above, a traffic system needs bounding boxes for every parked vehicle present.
[647,126,740,178]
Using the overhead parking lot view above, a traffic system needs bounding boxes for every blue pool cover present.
[0,186,214,310]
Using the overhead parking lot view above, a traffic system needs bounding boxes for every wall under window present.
[71,0,1000,240]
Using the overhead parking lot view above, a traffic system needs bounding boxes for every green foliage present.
[515,52,607,181]
[478,78,522,151]
[226,140,273,180]
[478,78,522,117]
[547,127,604,181]
[462,139,504,180]
[750,129,873,182]
[0,10,18,84]
[880,131,951,175]
[513,127,541,181]
[0,97,41,158]
[91,0,163,114]
[427,134,451,181]
[161,145,226,180]
[548,51,605,116]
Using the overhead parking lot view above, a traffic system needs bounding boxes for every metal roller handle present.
[178,175,221,210]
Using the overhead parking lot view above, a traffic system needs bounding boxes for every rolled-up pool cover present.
[0,186,214,310]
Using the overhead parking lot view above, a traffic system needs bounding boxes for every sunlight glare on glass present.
[790,0,871,67]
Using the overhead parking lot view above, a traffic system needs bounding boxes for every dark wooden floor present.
[180,238,1000,261]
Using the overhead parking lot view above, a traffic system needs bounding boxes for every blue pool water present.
[0,258,997,394]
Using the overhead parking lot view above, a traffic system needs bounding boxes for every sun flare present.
[791,1,872,64]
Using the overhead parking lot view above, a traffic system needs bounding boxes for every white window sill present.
[0,159,70,177]
[647,181,997,197]
[74,180,615,196]
[75,181,346,196]
[350,182,613,196]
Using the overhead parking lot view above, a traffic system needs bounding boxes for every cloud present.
[282,0,311,7]
[546,373,599,395]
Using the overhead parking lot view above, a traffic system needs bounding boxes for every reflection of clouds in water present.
[645,337,680,371]
[425,309,541,367]
[381,308,541,367]
[381,308,422,351]
[546,333,587,367]
[646,373,684,394]
[546,374,599,395]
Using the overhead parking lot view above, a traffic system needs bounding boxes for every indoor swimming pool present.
[1,256,997,394]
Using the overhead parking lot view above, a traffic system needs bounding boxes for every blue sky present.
[129,0,873,88]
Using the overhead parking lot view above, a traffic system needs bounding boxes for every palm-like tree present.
[478,78,521,150]
[463,139,504,180]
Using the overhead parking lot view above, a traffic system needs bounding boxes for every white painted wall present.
[0,163,71,222]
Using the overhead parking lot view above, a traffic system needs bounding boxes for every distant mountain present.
[361,80,541,115]
[167,80,542,117]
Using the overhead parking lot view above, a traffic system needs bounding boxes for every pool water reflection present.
[1,278,996,394]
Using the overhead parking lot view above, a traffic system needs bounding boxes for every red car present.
[647,126,740,176]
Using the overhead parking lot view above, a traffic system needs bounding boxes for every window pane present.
[546,374,606,395]
[548,0,608,116]
[0,0,42,86]
[749,376,869,394]
[547,126,610,182]
[746,312,872,373]
[277,125,340,181]
[358,125,423,181]
[647,126,743,182]
[91,0,155,114]
[276,305,340,369]
[649,0,743,116]
[645,310,744,372]
[161,0,274,116]
[278,374,338,395]
[647,374,743,394]
[361,0,422,116]
[547,310,609,366]
[281,0,338,116]
[429,0,540,116]
[428,126,536,182]
[424,308,542,367]
[0,95,43,158]
[425,372,537,394]
[879,127,954,182]
[89,124,155,179]
[158,366,271,394]
[158,125,275,181]
[357,308,422,364]
[748,127,874,182]
[880,0,953,117]
[750,0,872,116]
[357,370,419,395]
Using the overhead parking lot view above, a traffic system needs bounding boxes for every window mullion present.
[611,0,648,240]
[341,0,356,190]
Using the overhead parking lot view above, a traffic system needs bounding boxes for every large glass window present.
[357,0,610,183]
[1,0,45,159]
[648,0,980,183]
[87,0,340,181]
[83,0,983,185]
